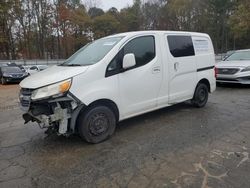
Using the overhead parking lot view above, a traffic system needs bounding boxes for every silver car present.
[216,49,250,84]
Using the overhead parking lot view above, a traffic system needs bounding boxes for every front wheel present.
[191,83,209,108]
[77,106,116,144]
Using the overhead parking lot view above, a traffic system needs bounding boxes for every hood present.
[20,65,89,89]
[216,60,250,68]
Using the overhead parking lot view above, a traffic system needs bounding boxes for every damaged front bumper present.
[19,88,84,135]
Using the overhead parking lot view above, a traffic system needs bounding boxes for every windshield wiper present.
[60,64,82,67]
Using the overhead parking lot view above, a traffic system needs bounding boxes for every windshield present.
[61,37,123,66]
[2,67,22,73]
[224,51,250,61]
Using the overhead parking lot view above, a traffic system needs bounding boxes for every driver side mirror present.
[122,53,136,70]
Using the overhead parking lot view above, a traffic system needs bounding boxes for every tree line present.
[1,0,250,60]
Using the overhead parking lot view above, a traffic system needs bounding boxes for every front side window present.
[105,53,120,77]
[62,37,123,66]
[124,36,156,67]
[106,36,156,77]
[167,35,195,58]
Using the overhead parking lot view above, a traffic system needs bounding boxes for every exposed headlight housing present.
[241,66,250,72]
[31,79,72,100]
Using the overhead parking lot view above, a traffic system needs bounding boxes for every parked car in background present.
[19,31,216,143]
[0,64,7,68]
[0,66,29,84]
[22,65,32,71]
[27,65,48,75]
[223,50,235,60]
[216,49,250,84]
[7,62,18,67]
[18,65,26,72]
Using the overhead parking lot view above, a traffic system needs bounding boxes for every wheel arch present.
[73,99,120,134]
[80,99,120,122]
[196,78,211,93]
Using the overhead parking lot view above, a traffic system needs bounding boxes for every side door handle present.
[174,62,179,71]
[152,66,161,74]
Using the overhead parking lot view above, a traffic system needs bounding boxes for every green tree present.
[0,0,16,59]
[70,4,91,50]
[92,13,120,38]
[205,0,236,52]
[118,0,142,32]
[1,0,250,60]
[141,2,161,30]
[229,0,250,39]
[88,7,104,18]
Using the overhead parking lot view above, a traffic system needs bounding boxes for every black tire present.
[192,83,209,108]
[77,105,116,144]
[1,77,6,85]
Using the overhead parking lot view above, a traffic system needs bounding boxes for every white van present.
[19,31,216,143]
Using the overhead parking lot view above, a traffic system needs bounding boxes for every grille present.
[19,88,34,108]
[12,74,22,78]
[217,68,239,75]
[20,100,30,107]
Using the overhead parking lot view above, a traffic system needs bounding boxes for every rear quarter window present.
[193,38,210,54]
[167,35,195,57]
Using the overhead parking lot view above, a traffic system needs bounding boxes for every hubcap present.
[198,89,206,103]
[89,113,109,136]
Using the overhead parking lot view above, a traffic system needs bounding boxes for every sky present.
[100,0,134,11]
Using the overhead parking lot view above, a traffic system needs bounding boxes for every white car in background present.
[27,65,48,75]
[216,49,250,84]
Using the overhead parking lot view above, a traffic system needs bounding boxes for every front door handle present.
[152,66,161,74]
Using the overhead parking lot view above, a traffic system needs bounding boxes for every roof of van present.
[108,30,210,38]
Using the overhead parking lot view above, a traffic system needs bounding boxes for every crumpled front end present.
[19,88,83,135]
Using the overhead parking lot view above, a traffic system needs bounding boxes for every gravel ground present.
[0,84,250,188]
[0,84,20,113]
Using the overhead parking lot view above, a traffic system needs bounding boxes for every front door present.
[118,35,162,118]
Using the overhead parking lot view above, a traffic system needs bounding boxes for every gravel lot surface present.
[0,84,250,188]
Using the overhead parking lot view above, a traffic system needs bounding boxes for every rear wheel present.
[1,77,6,85]
[77,105,116,144]
[192,83,209,108]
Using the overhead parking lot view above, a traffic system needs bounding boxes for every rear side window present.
[167,35,195,57]
[124,36,155,67]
